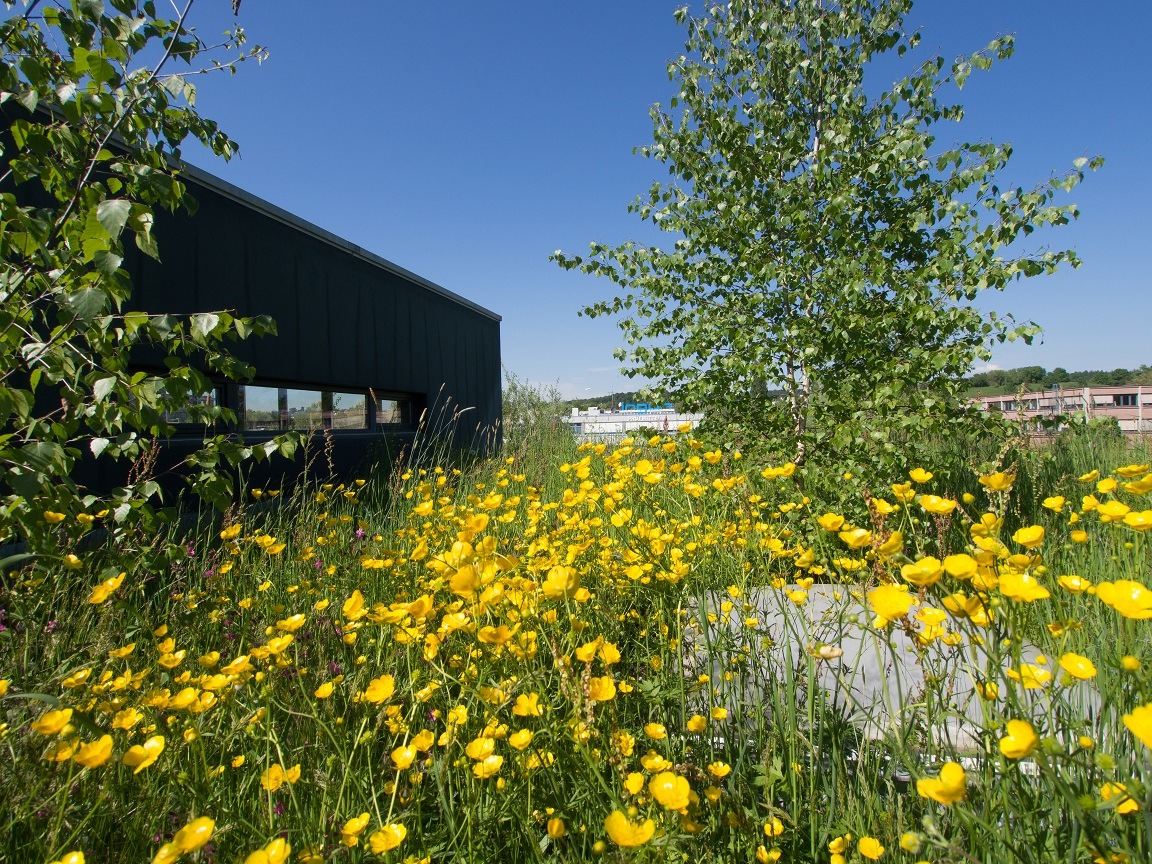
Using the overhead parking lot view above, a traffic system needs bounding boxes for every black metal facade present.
[111,165,502,487]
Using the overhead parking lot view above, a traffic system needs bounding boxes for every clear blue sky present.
[177,0,1150,398]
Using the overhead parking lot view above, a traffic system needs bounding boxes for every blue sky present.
[176,1,1151,398]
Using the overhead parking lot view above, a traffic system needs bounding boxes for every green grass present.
[1,425,1150,863]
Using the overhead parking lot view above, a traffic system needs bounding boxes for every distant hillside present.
[965,365,1152,397]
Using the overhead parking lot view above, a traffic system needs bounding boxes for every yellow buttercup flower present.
[828,834,850,856]
[909,468,933,483]
[891,482,915,502]
[979,471,1015,492]
[542,565,581,600]
[644,722,667,740]
[1058,574,1091,593]
[243,837,290,864]
[1012,525,1045,549]
[1123,510,1152,531]
[341,812,371,847]
[363,674,395,703]
[900,557,942,587]
[173,816,215,853]
[123,735,166,773]
[61,668,92,689]
[942,553,978,580]
[857,836,884,860]
[916,761,966,804]
[998,570,1051,603]
[919,494,957,515]
[112,708,143,730]
[31,707,72,736]
[868,584,914,624]
[588,675,616,701]
[260,763,301,791]
[1116,463,1151,478]
[641,749,673,772]
[1100,782,1139,815]
[392,745,417,769]
[875,531,902,556]
[838,527,872,549]
[447,705,468,726]
[368,824,407,853]
[472,754,504,779]
[1122,703,1152,749]
[513,692,543,716]
[817,513,845,531]
[999,719,1039,758]
[88,572,125,604]
[276,613,306,632]
[707,760,732,779]
[1096,580,1152,619]
[604,810,655,847]
[1007,662,1051,689]
[72,734,113,768]
[649,771,691,811]
[1059,653,1097,680]
[1097,500,1130,521]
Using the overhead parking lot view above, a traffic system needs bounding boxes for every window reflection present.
[242,385,281,431]
[331,392,366,430]
[284,389,325,432]
[375,396,407,426]
[239,385,412,432]
[161,389,218,425]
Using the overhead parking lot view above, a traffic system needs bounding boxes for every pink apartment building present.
[970,384,1151,433]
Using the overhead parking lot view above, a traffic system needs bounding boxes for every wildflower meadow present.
[2,423,1150,864]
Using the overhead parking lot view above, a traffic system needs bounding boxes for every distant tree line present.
[564,392,647,412]
[966,365,1152,391]
[570,367,1151,413]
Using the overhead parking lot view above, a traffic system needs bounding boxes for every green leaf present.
[191,313,219,340]
[66,286,109,323]
[17,88,39,113]
[93,249,123,275]
[135,229,160,260]
[96,199,132,237]
[92,376,117,403]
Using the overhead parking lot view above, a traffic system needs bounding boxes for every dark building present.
[88,163,502,491]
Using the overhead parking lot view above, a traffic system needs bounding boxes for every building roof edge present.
[178,162,502,323]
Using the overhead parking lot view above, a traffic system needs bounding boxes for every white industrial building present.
[566,404,704,440]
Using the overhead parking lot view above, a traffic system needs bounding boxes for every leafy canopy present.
[1,0,294,555]
[555,0,1099,477]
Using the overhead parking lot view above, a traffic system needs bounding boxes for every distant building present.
[566,404,704,441]
[970,385,1150,433]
